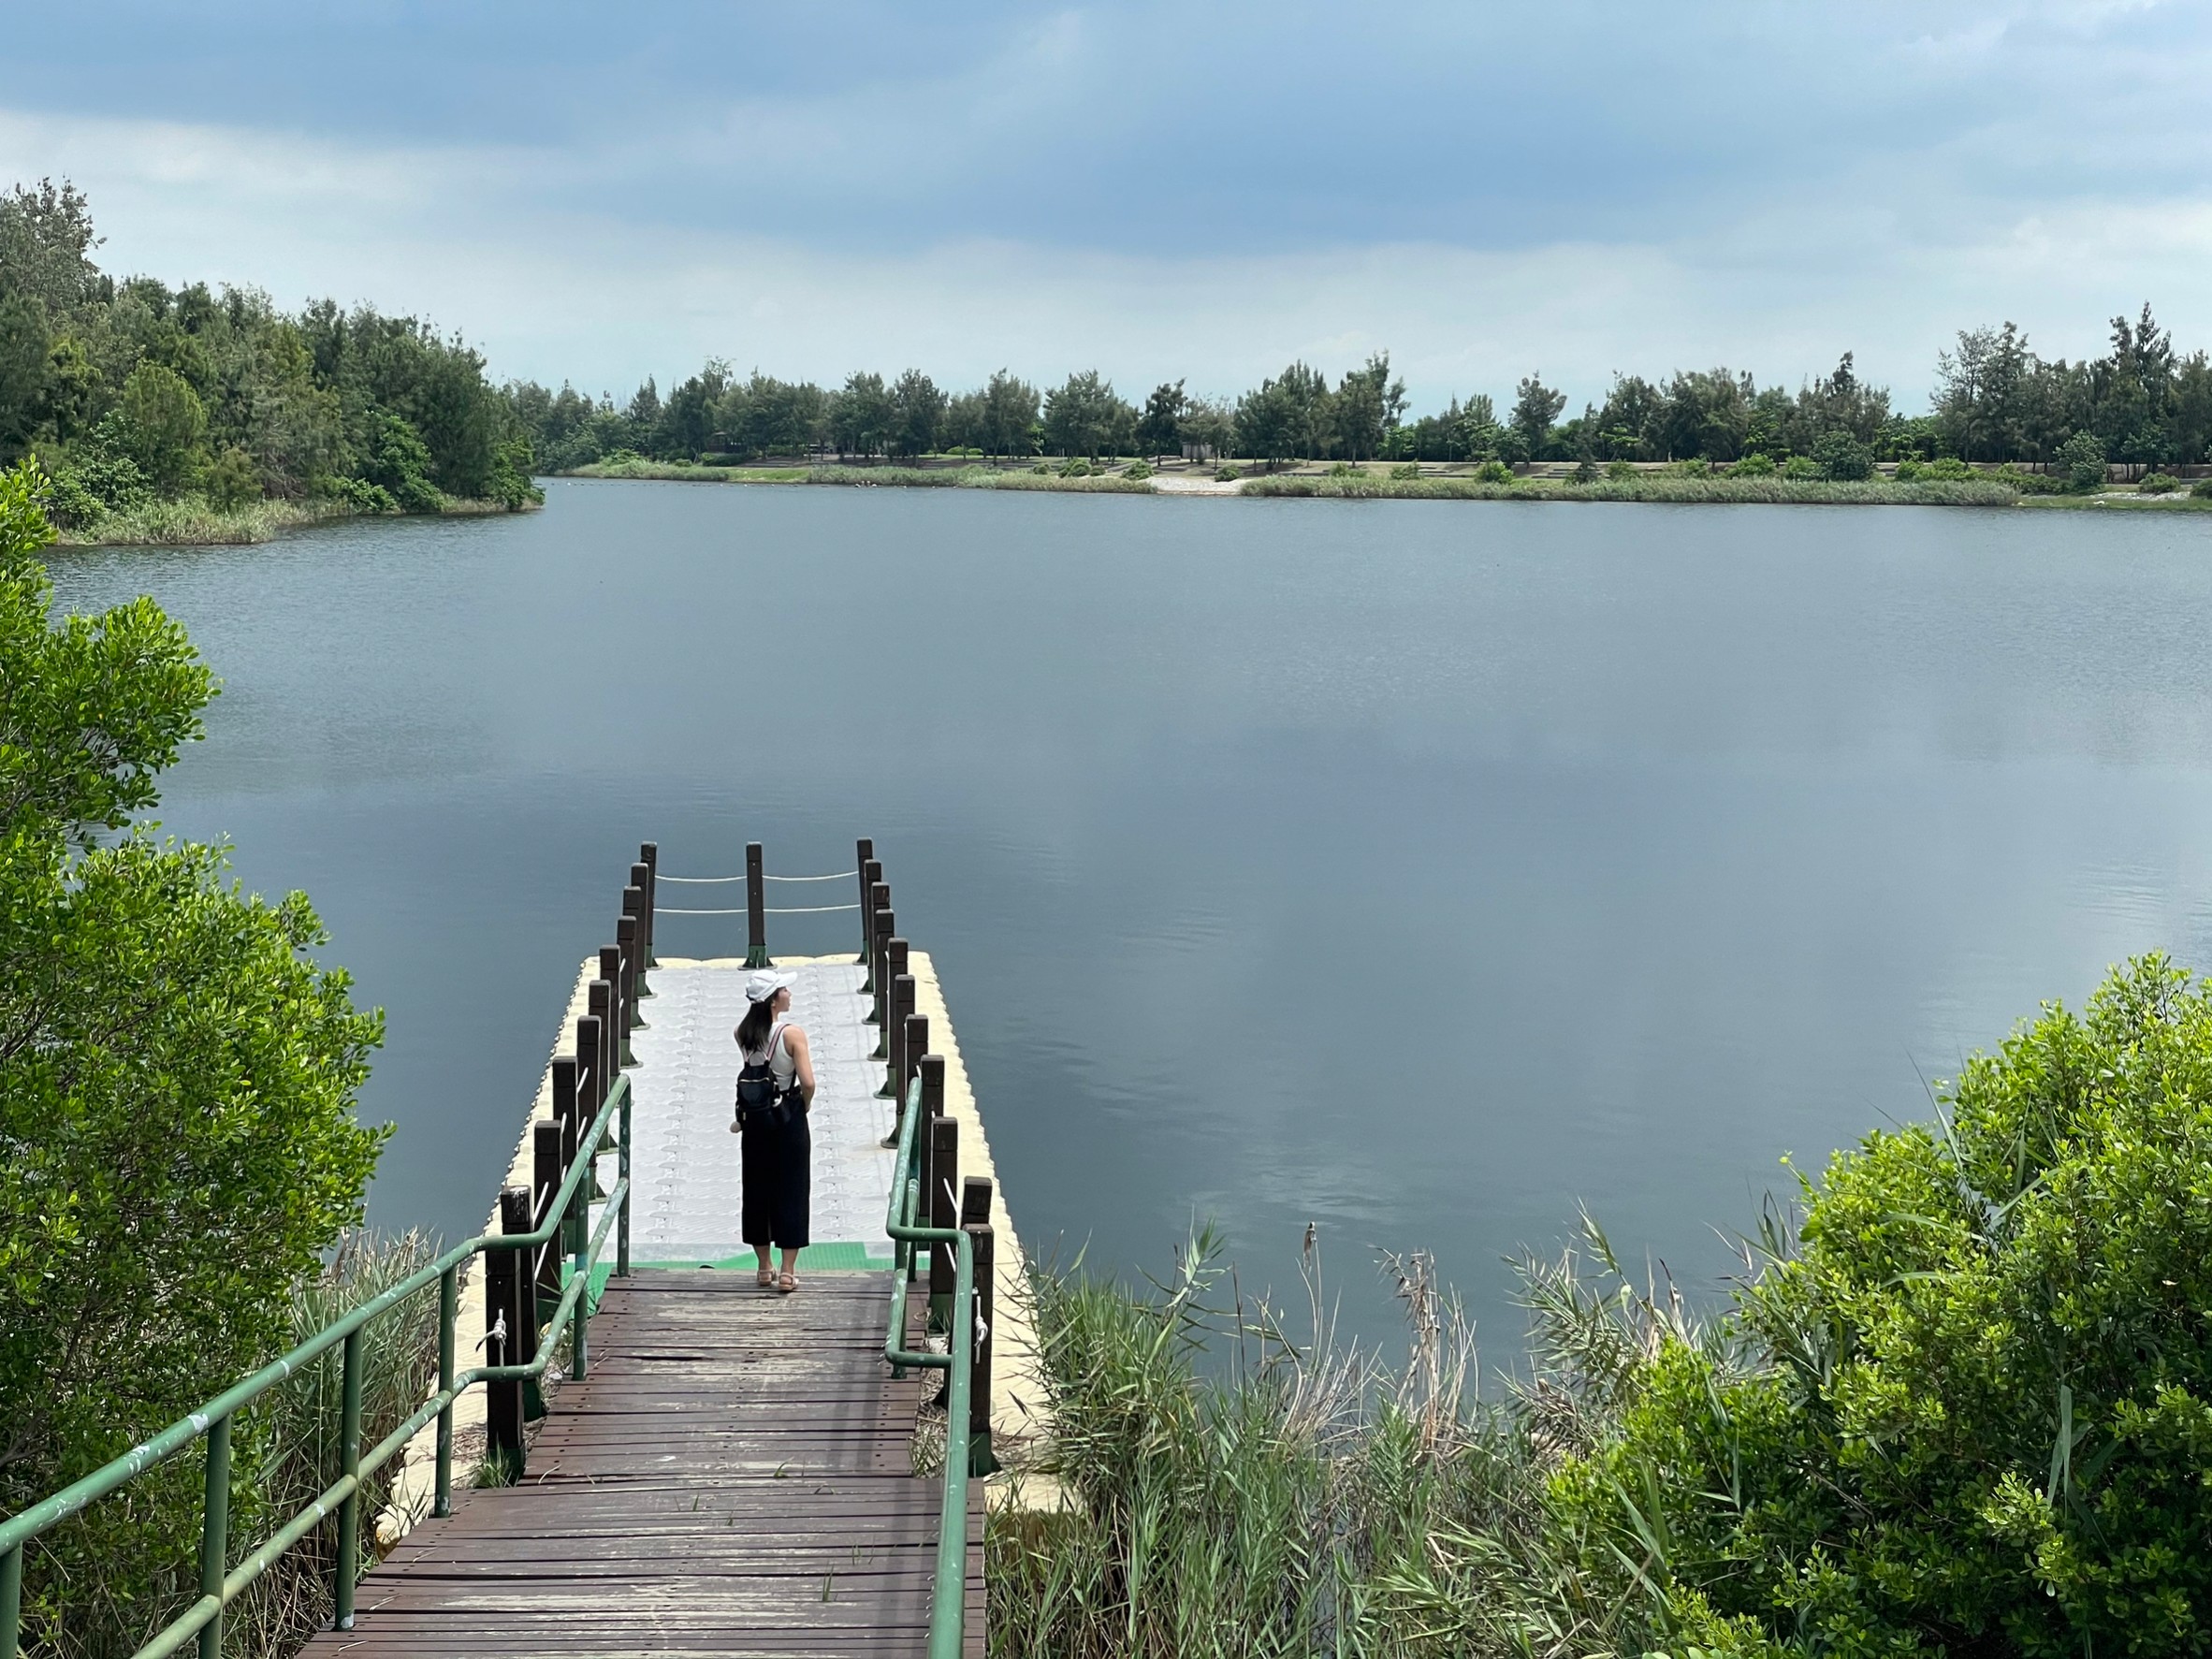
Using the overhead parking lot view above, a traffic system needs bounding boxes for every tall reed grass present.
[990,1224,1717,1659]
[62,498,355,548]
[1240,474,2019,506]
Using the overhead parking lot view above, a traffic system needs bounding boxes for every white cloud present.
[7,101,2212,415]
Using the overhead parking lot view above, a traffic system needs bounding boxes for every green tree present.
[113,361,208,493]
[1332,353,1407,463]
[1042,371,1134,460]
[2059,429,2108,491]
[831,371,894,458]
[1135,380,1186,459]
[0,460,385,1651]
[356,409,442,511]
[1233,375,1296,467]
[888,369,946,459]
[1509,373,1567,460]
[0,290,50,459]
[1176,395,1234,463]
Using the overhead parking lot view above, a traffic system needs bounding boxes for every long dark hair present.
[737,997,777,1055]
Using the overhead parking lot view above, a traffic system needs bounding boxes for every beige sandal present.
[777,1271,798,1294]
[756,1266,775,1288]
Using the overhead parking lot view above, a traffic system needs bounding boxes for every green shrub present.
[1214,465,1241,482]
[2059,429,2108,491]
[1389,461,1421,481]
[2193,479,2212,500]
[1673,457,1711,477]
[1122,459,1153,481]
[1990,463,2066,496]
[1554,954,2212,1656]
[1783,454,1823,480]
[1327,461,1371,479]
[1727,452,1775,477]
[1474,459,1515,484]
[1606,458,1637,480]
[327,475,399,514]
[1812,429,1874,481]
[203,445,261,512]
[1056,458,1095,478]
[2138,472,2181,494]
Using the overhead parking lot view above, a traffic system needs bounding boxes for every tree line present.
[0,181,538,529]
[515,306,2212,481]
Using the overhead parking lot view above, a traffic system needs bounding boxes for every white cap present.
[744,969,793,1004]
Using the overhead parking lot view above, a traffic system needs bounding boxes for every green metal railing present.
[0,1071,634,1659]
[882,1074,980,1659]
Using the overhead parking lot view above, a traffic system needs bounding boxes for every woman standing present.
[730,969,816,1292]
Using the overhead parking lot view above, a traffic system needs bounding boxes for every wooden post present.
[638,843,660,967]
[597,955,633,1070]
[854,840,876,967]
[867,888,892,1022]
[620,904,648,1015]
[745,841,770,968]
[552,1055,578,1167]
[927,1078,956,1329]
[532,1122,563,1310]
[962,1177,999,1476]
[902,1013,929,1117]
[487,1189,528,1475]
[627,871,654,995]
[575,1013,604,1116]
[875,944,909,1071]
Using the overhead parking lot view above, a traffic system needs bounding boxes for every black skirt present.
[740,1100,810,1250]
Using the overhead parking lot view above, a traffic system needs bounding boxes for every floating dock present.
[337,840,1038,1658]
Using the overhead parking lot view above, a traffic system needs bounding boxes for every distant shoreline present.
[562,457,2212,511]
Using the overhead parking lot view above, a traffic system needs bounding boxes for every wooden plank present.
[307,1273,976,1659]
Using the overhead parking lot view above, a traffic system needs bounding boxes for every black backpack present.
[735,1027,793,1128]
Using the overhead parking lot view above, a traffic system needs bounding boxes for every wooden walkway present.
[310,1273,982,1658]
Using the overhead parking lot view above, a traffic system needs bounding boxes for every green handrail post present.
[0,1538,21,1659]
[333,1329,362,1629]
[617,1080,633,1277]
[434,1262,457,1518]
[570,1156,590,1380]
[196,1414,230,1659]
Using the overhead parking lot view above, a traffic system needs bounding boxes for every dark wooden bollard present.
[638,843,660,968]
[927,1070,956,1328]
[592,967,631,1070]
[531,1122,564,1312]
[901,1011,928,1122]
[620,895,650,1011]
[575,1011,603,1115]
[962,1176,999,1476]
[551,1056,582,1256]
[853,841,876,968]
[627,869,654,994]
[745,841,770,968]
[876,951,910,1076]
[867,889,892,1022]
[487,1188,529,1475]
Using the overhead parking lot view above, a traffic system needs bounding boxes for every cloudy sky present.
[5,1,2207,415]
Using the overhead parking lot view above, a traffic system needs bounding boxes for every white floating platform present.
[623,953,899,1267]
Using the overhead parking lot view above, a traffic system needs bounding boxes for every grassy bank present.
[56,494,538,547]
[1240,473,2021,506]
[571,458,1155,493]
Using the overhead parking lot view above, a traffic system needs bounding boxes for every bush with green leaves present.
[1811,429,1874,481]
[1390,461,1421,481]
[1727,452,1775,477]
[1782,454,1823,480]
[1551,954,2212,1657]
[2137,472,2181,494]
[203,444,260,511]
[0,460,386,1655]
[1474,458,1515,484]
[1122,459,1153,482]
[2193,478,2212,500]
[2059,429,2109,492]
[1673,457,1712,477]
[1214,464,1241,482]
[1607,458,1637,480]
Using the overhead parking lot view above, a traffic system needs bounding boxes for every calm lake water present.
[46,482,2212,1353]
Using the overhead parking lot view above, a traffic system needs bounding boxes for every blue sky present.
[5,1,2209,415]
